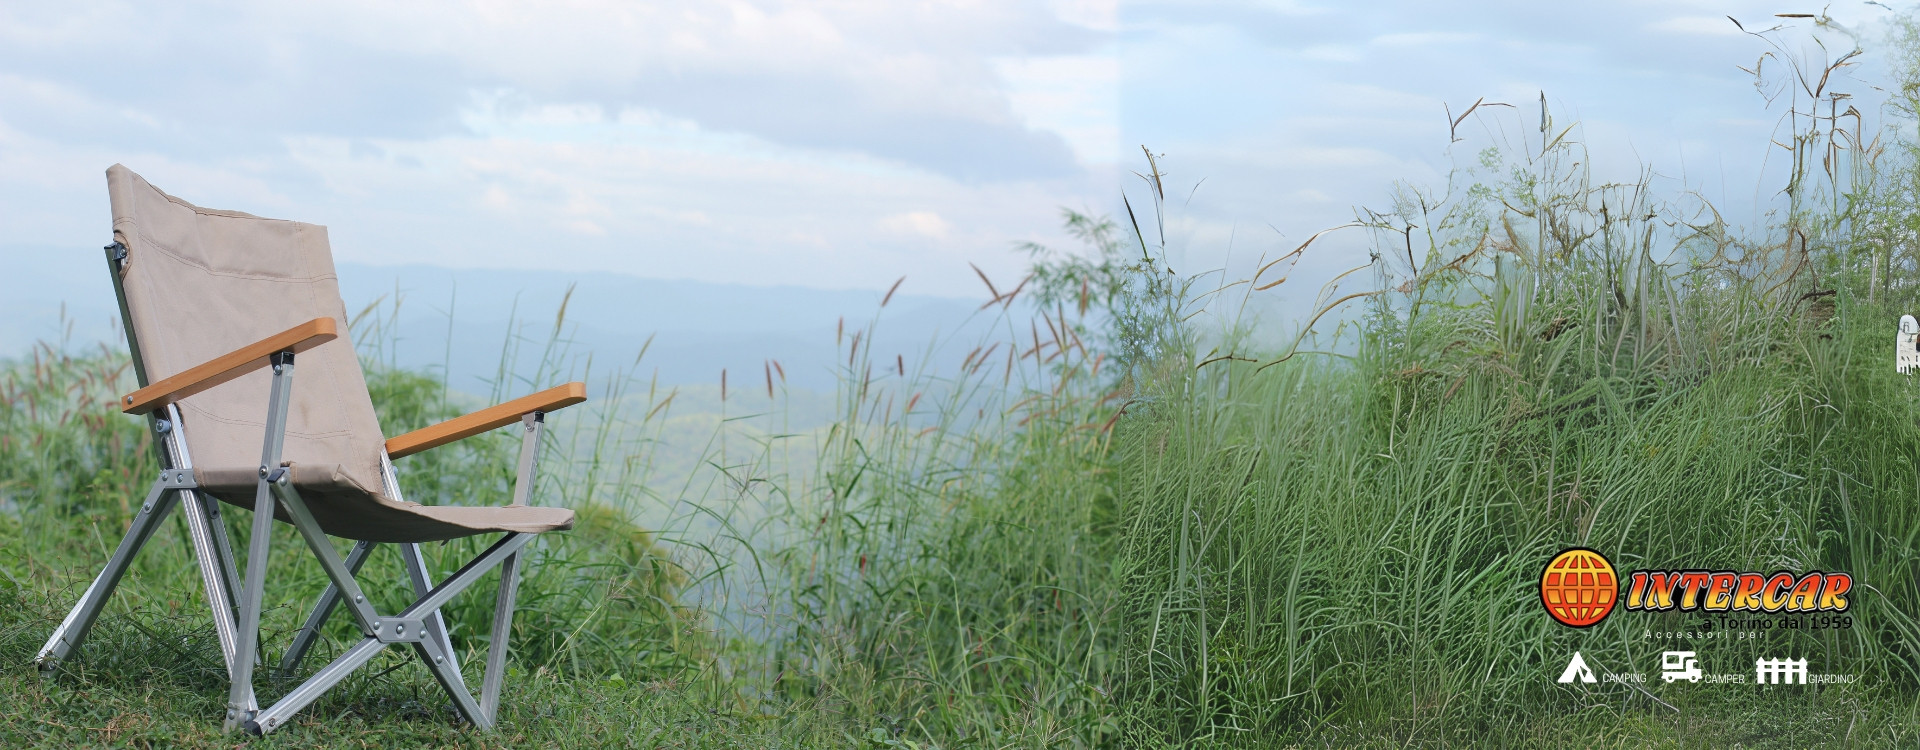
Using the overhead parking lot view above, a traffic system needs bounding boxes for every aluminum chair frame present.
[36,242,568,735]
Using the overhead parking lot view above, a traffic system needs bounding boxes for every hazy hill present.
[0,244,994,393]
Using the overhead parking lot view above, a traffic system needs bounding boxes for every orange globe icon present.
[1540,548,1617,628]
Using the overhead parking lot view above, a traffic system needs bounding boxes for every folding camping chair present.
[35,164,584,735]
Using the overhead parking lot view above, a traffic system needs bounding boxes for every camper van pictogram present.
[1661,651,1702,683]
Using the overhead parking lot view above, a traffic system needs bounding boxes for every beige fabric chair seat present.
[194,465,574,543]
[105,164,572,544]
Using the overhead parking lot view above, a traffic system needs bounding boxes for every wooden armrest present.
[121,318,338,415]
[385,382,587,459]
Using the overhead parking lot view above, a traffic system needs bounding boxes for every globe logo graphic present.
[1540,548,1617,628]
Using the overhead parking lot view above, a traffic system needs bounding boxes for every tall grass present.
[1107,16,1920,745]
[0,258,1125,746]
[610,287,1124,744]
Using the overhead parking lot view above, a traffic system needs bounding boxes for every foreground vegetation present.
[1106,16,1920,745]
[0,284,1120,748]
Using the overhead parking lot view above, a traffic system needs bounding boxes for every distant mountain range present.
[0,244,1003,392]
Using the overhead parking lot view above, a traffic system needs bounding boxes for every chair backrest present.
[106,164,389,503]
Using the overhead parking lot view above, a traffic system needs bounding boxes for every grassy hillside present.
[0,288,1121,747]
[11,16,1920,750]
[1107,23,1920,742]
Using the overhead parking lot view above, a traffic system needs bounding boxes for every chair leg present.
[203,497,247,622]
[402,542,469,694]
[479,549,522,721]
[245,532,536,735]
[279,540,376,679]
[224,477,277,730]
[201,493,260,667]
[36,474,184,669]
[417,637,489,728]
[271,483,384,634]
[227,350,297,731]
[181,490,246,675]
[244,637,389,735]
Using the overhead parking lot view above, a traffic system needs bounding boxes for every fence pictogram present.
[1755,657,1807,685]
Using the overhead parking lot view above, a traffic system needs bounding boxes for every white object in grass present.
[1900,315,1920,374]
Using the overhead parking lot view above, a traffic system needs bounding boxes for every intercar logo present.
[1624,571,1850,614]
[1541,547,1854,628]
[1541,548,1618,627]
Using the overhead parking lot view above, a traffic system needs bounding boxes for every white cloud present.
[292,0,1107,179]
[1052,0,1119,32]
[879,211,954,240]
[0,0,1112,181]
[258,109,1082,293]
[0,0,1117,298]
[1371,31,1480,47]
[562,219,607,236]
[993,53,1120,165]
[1300,45,1362,63]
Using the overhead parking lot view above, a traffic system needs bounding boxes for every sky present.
[0,1,1906,313]
[1120,1,1902,330]
[0,0,1119,299]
